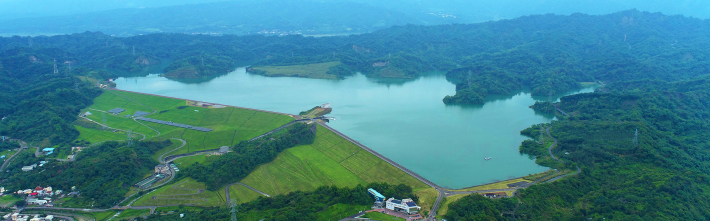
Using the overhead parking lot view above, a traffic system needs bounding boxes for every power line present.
[127,130,133,147]
[53,59,58,74]
[102,112,107,130]
[230,198,238,221]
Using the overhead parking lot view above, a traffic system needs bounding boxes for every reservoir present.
[116,68,594,189]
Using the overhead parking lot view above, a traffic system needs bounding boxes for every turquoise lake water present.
[116,68,594,189]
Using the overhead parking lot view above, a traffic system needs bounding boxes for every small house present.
[22,166,34,172]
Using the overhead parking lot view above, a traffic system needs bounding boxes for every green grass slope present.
[237,124,428,198]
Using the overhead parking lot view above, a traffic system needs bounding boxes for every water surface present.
[116,68,593,189]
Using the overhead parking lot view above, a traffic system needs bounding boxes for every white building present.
[385,198,421,214]
[22,166,34,172]
[321,103,331,109]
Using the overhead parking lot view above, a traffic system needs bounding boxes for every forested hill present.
[1,10,708,104]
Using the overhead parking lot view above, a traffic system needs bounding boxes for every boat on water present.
[484,157,492,160]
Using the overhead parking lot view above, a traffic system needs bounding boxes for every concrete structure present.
[367,188,385,207]
[108,108,125,115]
[321,103,331,109]
[135,117,212,132]
[385,198,420,214]
[155,165,169,174]
[133,111,150,117]
[481,192,508,199]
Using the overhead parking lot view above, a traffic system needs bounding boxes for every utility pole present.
[53,59,58,74]
[230,198,238,221]
[102,112,107,130]
[127,130,133,147]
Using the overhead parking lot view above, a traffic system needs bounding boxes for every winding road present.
[0,139,28,171]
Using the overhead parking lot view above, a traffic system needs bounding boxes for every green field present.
[362,211,406,221]
[133,178,226,207]
[84,90,293,153]
[237,124,427,199]
[0,195,21,207]
[115,209,151,220]
[249,61,341,79]
[74,125,129,144]
[86,90,428,210]
[228,184,264,204]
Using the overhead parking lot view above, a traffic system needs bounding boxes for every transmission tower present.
[53,59,58,74]
[632,129,638,146]
[75,81,79,91]
[539,126,545,145]
[230,198,238,221]
[28,38,33,48]
[548,91,553,102]
[102,112,107,130]
[127,130,133,147]
[201,57,204,66]
[132,46,135,55]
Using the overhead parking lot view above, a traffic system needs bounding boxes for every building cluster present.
[480,192,508,199]
[21,161,48,172]
[16,186,63,206]
[3,213,54,221]
[368,188,422,219]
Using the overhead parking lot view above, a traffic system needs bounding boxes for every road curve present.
[0,140,27,171]
[545,126,581,183]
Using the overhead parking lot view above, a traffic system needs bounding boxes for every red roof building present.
[34,186,43,191]
[30,192,38,196]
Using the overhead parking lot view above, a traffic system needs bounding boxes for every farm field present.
[248,61,341,79]
[133,178,226,207]
[237,124,427,201]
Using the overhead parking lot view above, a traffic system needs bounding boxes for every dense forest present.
[139,183,417,221]
[1,10,709,105]
[0,47,104,146]
[4,140,172,208]
[182,123,316,190]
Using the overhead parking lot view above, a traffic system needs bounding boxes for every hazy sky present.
[0,0,708,21]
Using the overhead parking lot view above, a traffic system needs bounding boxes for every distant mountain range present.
[0,0,707,37]
[0,0,456,37]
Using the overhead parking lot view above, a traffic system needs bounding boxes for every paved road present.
[159,138,186,164]
[545,126,581,183]
[555,104,570,117]
[0,140,27,171]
